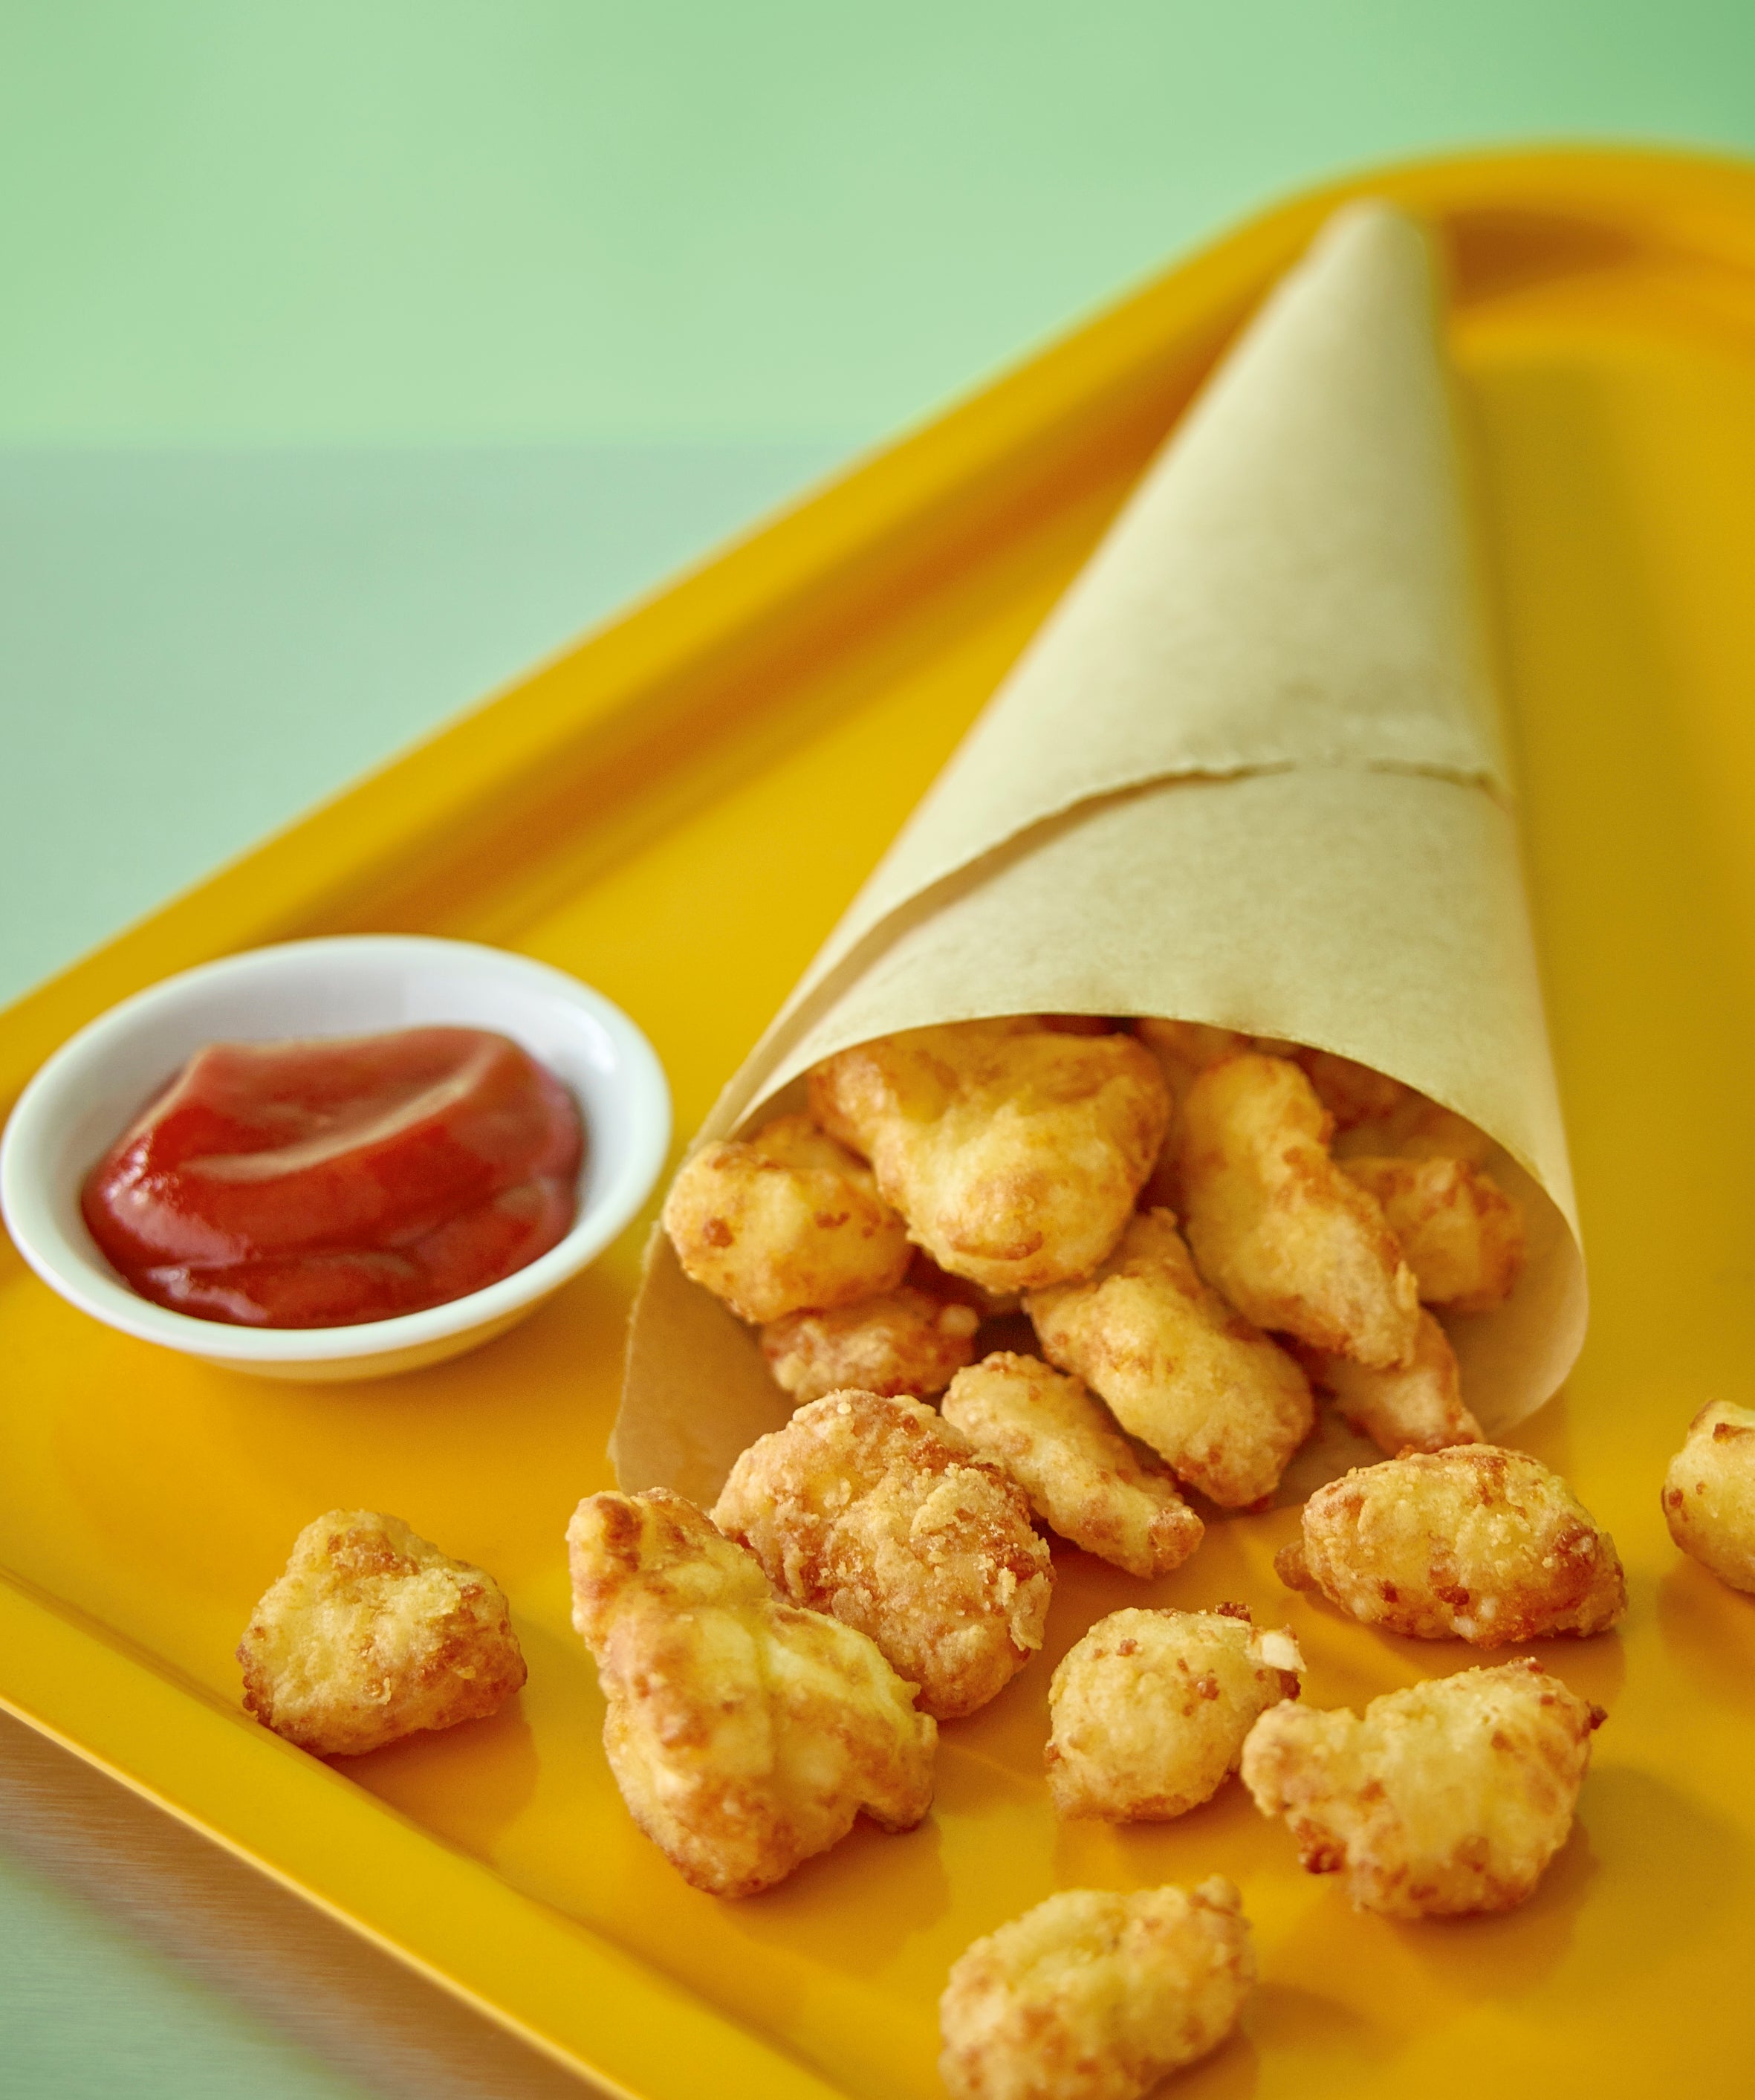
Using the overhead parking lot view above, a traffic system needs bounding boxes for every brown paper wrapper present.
[613,200,1587,1506]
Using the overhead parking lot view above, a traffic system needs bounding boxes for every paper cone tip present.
[616,195,1586,1491]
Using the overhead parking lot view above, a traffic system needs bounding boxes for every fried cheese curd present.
[1300,1309,1482,1456]
[661,1113,910,1325]
[712,1390,1054,1720]
[1342,1154,1525,1314]
[1276,1445,1626,1643]
[1291,1047,1413,1132]
[1045,1606,1303,1821]
[760,1285,981,1404]
[237,1510,526,1757]
[566,1488,935,1897]
[1132,1017,1251,1209]
[1138,1028,1409,1206]
[1334,1091,1495,1168]
[1240,1659,1603,1918]
[1025,1209,1314,1509]
[1135,1018,1254,1079]
[1180,1053,1419,1370]
[1662,1401,1755,1592]
[940,1352,1203,1579]
[806,1019,1169,1294]
[938,1880,1253,2100]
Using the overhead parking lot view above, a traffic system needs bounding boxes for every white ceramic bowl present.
[0,936,670,1380]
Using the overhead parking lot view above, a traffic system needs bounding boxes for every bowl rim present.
[0,935,672,1363]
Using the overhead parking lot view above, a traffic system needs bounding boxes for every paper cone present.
[614,201,1587,1506]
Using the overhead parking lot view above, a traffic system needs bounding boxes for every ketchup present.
[82,1028,584,1328]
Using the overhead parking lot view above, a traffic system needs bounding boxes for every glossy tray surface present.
[5,149,1755,2098]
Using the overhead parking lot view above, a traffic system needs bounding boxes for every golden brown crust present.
[1341,1154,1525,1313]
[760,1286,980,1403]
[712,1391,1054,1720]
[566,1488,935,1897]
[1279,1445,1626,1642]
[1025,1210,1314,1508]
[1132,1019,1255,1213]
[1045,1607,1302,1821]
[237,1510,526,1757]
[806,1020,1169,1294]
[1133,1018,1253,1083]
[661,1113,911,1324]
[938,1879,1253,2100]
[1663,1401,1755,1592]
[1291,1049,1414,1132]
[941,1353,1203,1578]
[1143,1034,1495,1173]
[1241,1659,1603,1917]
[1179,1054,1419,1369]
[1333,1092,1496,1167]
[1298,1309,1482,1455]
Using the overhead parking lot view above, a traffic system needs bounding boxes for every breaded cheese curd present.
[760,1285,980,1404]
[1332,1091,1496,1168]
[1663,1401,1755,1592]
[1276,1445,1626,1643]
[1291,1047,1413,1132]
[712,1390,1053,1720]
[807,1019,1169,1294]
[1241,1658,1603,1916]
[567,1488,935,1897]
[938,1880,1253,2100]
[1133,1018,1253,1209]
[661,1113,910,1324]
[1026,1209,1313,1508]
[238,1510,526,1757]
[1300,1309,1481,1456]
[1134,1019,1253,1083]
[1045,1606,1303,1821]
[940,1352,1203,1579]
[1341,1153,1525,1313]
[1179,1053,1418,1369]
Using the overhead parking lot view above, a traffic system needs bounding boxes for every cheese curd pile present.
[665,1016,1522,1485]
[227,1011,1755,2097]
[642,1013,1623,2089]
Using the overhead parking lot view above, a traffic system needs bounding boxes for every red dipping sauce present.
[81,1028,584,1328]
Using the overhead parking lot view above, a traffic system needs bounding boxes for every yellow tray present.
[5,146,1755,2099]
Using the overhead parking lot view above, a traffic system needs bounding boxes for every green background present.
[4,2,1754,2093]
[4,0,1754,445]
[6,1,1755,1005]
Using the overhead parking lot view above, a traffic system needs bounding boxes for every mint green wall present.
[3,1,1751,446]
[1,1849,373,2100]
